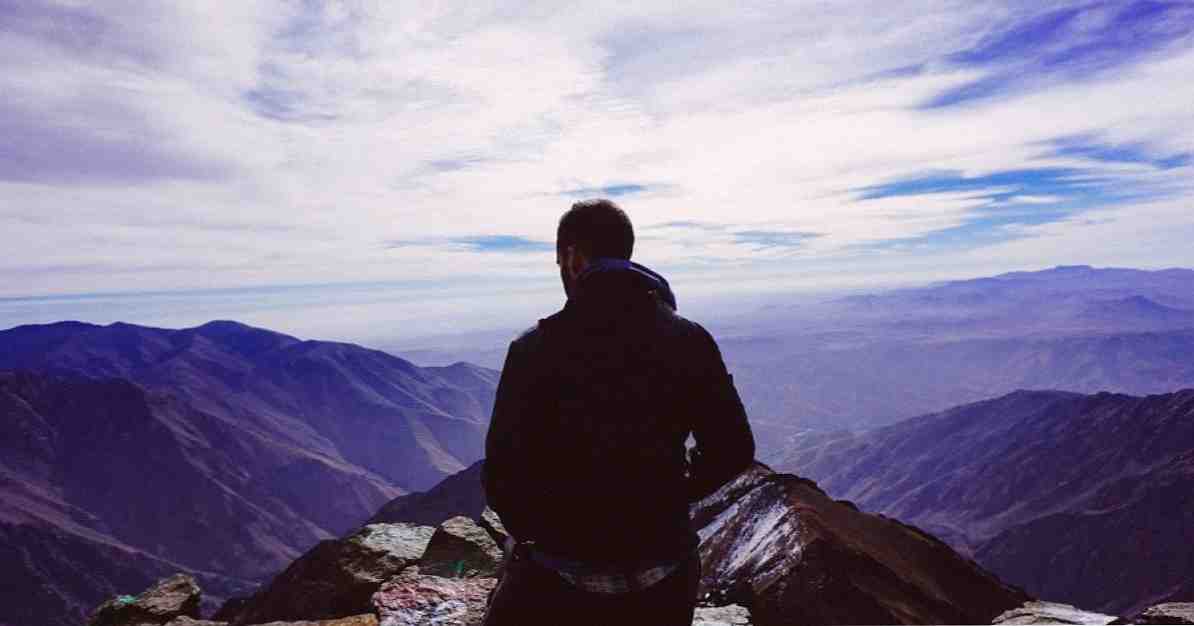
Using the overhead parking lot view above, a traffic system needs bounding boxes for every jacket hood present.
[574,257,677,311]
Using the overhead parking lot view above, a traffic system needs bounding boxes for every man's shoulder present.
[509,309,567,352]
[653,303,717,347]
[510,305,714,354]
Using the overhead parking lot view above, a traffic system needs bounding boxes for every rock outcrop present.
[371,567,497,626]
[1116,603,1194,625]
[215,524,434,625]
[693,605,753,625]
[694,463,1030,625]
[417,517,503,579]
[88,574,201,626]
[312,458,1032,625]
[210,511,505,626]
[992,601,1118,624]
[89,465,1192,626]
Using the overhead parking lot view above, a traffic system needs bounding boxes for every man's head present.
[556,198,634,298]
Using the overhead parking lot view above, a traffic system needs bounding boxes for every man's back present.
[482,265,756,566]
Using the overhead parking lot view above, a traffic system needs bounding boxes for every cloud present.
[922,1,1194,108]
[1,0,1192,321]
[1045,134,1192,170]
[558,183,651,198]
[731,230,822,251]
[384,235,554,254]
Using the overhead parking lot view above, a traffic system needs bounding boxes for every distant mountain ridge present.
[0,320,499,626]
[715,265,1194,445]
[780,387,1194,615]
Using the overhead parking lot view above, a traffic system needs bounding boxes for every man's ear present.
[565,246,588,280]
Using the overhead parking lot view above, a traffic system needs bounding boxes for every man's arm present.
[686,325,756,503]
[481,333,538,541]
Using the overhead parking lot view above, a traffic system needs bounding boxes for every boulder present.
[418,517,502,578]
[244,616,377,626]
[371,568,498,626]
[993,601,1118,624]
[163,619,227,626]
[477,507,510,553]
[693,604,753,625]
[1117,603,1194,624]
[219,523,435,624]
[89,573,202,626]
[694,463,1031,625]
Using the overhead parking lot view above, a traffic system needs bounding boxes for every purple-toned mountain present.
[0,320,499,491]
[713,265,1194,442]
[0,321,499,626]
[780,388,1194,615]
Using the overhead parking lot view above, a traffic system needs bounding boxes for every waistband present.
[521,542,688,594]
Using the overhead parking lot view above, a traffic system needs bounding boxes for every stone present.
[221,523,435,624]
[89,573,202,626]
[477,508,510,553]
[692,604,753,625]
[418,516,503,578]
[993,601,1119,624]
[246,615,377,626]
[372,568,498,626]
[1122,603,1194,624]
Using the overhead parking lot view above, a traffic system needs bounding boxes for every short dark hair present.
[556,198,634,260]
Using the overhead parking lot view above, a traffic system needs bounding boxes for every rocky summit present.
[692,463,1029,625]
[225,459,1031,625]
[88,459,1194,626]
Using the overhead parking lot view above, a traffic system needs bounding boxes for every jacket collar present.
[568,257,677,312]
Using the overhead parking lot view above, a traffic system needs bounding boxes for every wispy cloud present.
[384,235,554,254]
[731,230,822,251]
[1,0,1192,311]
[1046,134,1192,170]
[557,184,652,198]
[922,1,1194,108]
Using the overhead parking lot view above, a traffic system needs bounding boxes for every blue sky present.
[2,1,1193,341]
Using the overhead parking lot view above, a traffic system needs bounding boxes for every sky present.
[3,1,1194,344]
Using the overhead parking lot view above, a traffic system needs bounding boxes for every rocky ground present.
[84,464,1193,626]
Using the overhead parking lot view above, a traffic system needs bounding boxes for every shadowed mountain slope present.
[781,388,1194,615]
[0,321,498,626]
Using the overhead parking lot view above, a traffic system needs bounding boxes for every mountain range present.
[7,264,1194,625]
[0,321,498,626]
[711,265,1194,455]
[780,388,1194,615]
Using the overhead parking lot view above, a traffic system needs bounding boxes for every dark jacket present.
[481,265,756,567]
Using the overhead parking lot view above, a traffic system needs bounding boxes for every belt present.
[521,542,684,594]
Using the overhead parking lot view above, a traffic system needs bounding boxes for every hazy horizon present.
[6,260,1187,352]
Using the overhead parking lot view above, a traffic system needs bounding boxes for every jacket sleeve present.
[481,335,537,541]
[686,325,756,503]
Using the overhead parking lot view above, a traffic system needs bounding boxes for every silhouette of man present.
[481,199,756,625]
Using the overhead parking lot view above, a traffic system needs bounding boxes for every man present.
[481,199,756,625]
